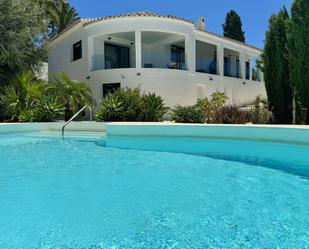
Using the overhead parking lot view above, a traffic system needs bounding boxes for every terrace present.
[90,31,263,81]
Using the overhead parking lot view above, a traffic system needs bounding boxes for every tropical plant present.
[0,71,65,122]
[0,0,48,86]
[0,71,43,120]
[96,94,125,122]
[17,95,64,122]
[197,91,228,123]
[141,93,168,121]
[96,88,167,122]
[50,72,93,121]
[45,0,79,37]
[222,10,245,42]
[171,105,203,123]
[262,7,293,124]
[287,0,309,124]
[35,94,65,122]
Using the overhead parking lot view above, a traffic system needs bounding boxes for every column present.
[88,37,94,72]
[216,44,224,76]
[135,30,142,69]
[101,40,105,70]
[185,35,196,72]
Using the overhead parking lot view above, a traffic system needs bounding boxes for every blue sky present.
[68,0,293,49]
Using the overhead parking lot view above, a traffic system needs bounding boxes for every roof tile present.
[48,11,262,51]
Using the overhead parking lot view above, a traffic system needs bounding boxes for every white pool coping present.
[105,122,309,145]
[105,121,309,129]
[0,121,106,134]
[1,121,309,144]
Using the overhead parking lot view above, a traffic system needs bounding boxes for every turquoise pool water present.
[0,131,308,248]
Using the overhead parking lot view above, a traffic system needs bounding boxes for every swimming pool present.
[0,128,308,248]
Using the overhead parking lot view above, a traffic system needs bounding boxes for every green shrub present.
[216,105,251,124]
[35,95,65,122]
[95,94,125,122]
[2,92,65,123]
[0,71,78,122]
[18,109,39,123]
[141,93,168,121]
[96,88,168,122]
[50,72,94,121]
[171,105,203,123]
[250,95,272,124]
[196,91,228,123]
[172,93,272,125]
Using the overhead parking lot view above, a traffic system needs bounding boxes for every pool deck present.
[105,122,309,145]
[1,121,308,129]
[1,121,309,144]
[105,121,309,129]
[0,121,106,134]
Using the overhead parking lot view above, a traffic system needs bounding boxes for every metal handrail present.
[62,105,92,137]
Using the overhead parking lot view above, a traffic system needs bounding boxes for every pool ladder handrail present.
[62,105,92,137]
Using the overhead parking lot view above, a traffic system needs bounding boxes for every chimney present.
[198,17,206,30]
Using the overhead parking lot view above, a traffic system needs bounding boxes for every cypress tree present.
[287,0,309,124]
[222,10,245,42]
[262,8,293,123]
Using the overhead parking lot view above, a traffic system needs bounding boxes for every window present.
[224,57,229,76]
[209,60,217,75]
[246,61,250,80]
[72,41,82,61]
[236,59,240,78]
[171,46,185,69]
[102,83,121,97]
[105,43,130,69]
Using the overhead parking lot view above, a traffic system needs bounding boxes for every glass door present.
[171,46,185,70]
[105,43,130,69]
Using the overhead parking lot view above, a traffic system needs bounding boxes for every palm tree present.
[0,70,64,122]
[51,72,93,120]
[0,71,43,120]
[45,0,79,37]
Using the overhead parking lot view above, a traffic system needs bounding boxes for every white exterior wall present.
[142,44,172,68]
[48,16,266,107]
[89,68,264,107]
[48,25,89,82]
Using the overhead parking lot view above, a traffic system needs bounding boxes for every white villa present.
[48,11,266,107]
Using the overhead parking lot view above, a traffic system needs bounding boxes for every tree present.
[50,72,93,121]
[222,10,245,42]
[287,0,309,124]
[262,8,292,124]
[45,0,79,37]
[0,0,48,86]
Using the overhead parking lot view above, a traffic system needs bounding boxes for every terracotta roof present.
[197,29,263,52]
[83,11,195,26]
[48,11,262,52]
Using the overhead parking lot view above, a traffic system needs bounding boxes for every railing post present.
[62,105,92,137]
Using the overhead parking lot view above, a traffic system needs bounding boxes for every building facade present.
[48,12,266,107]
